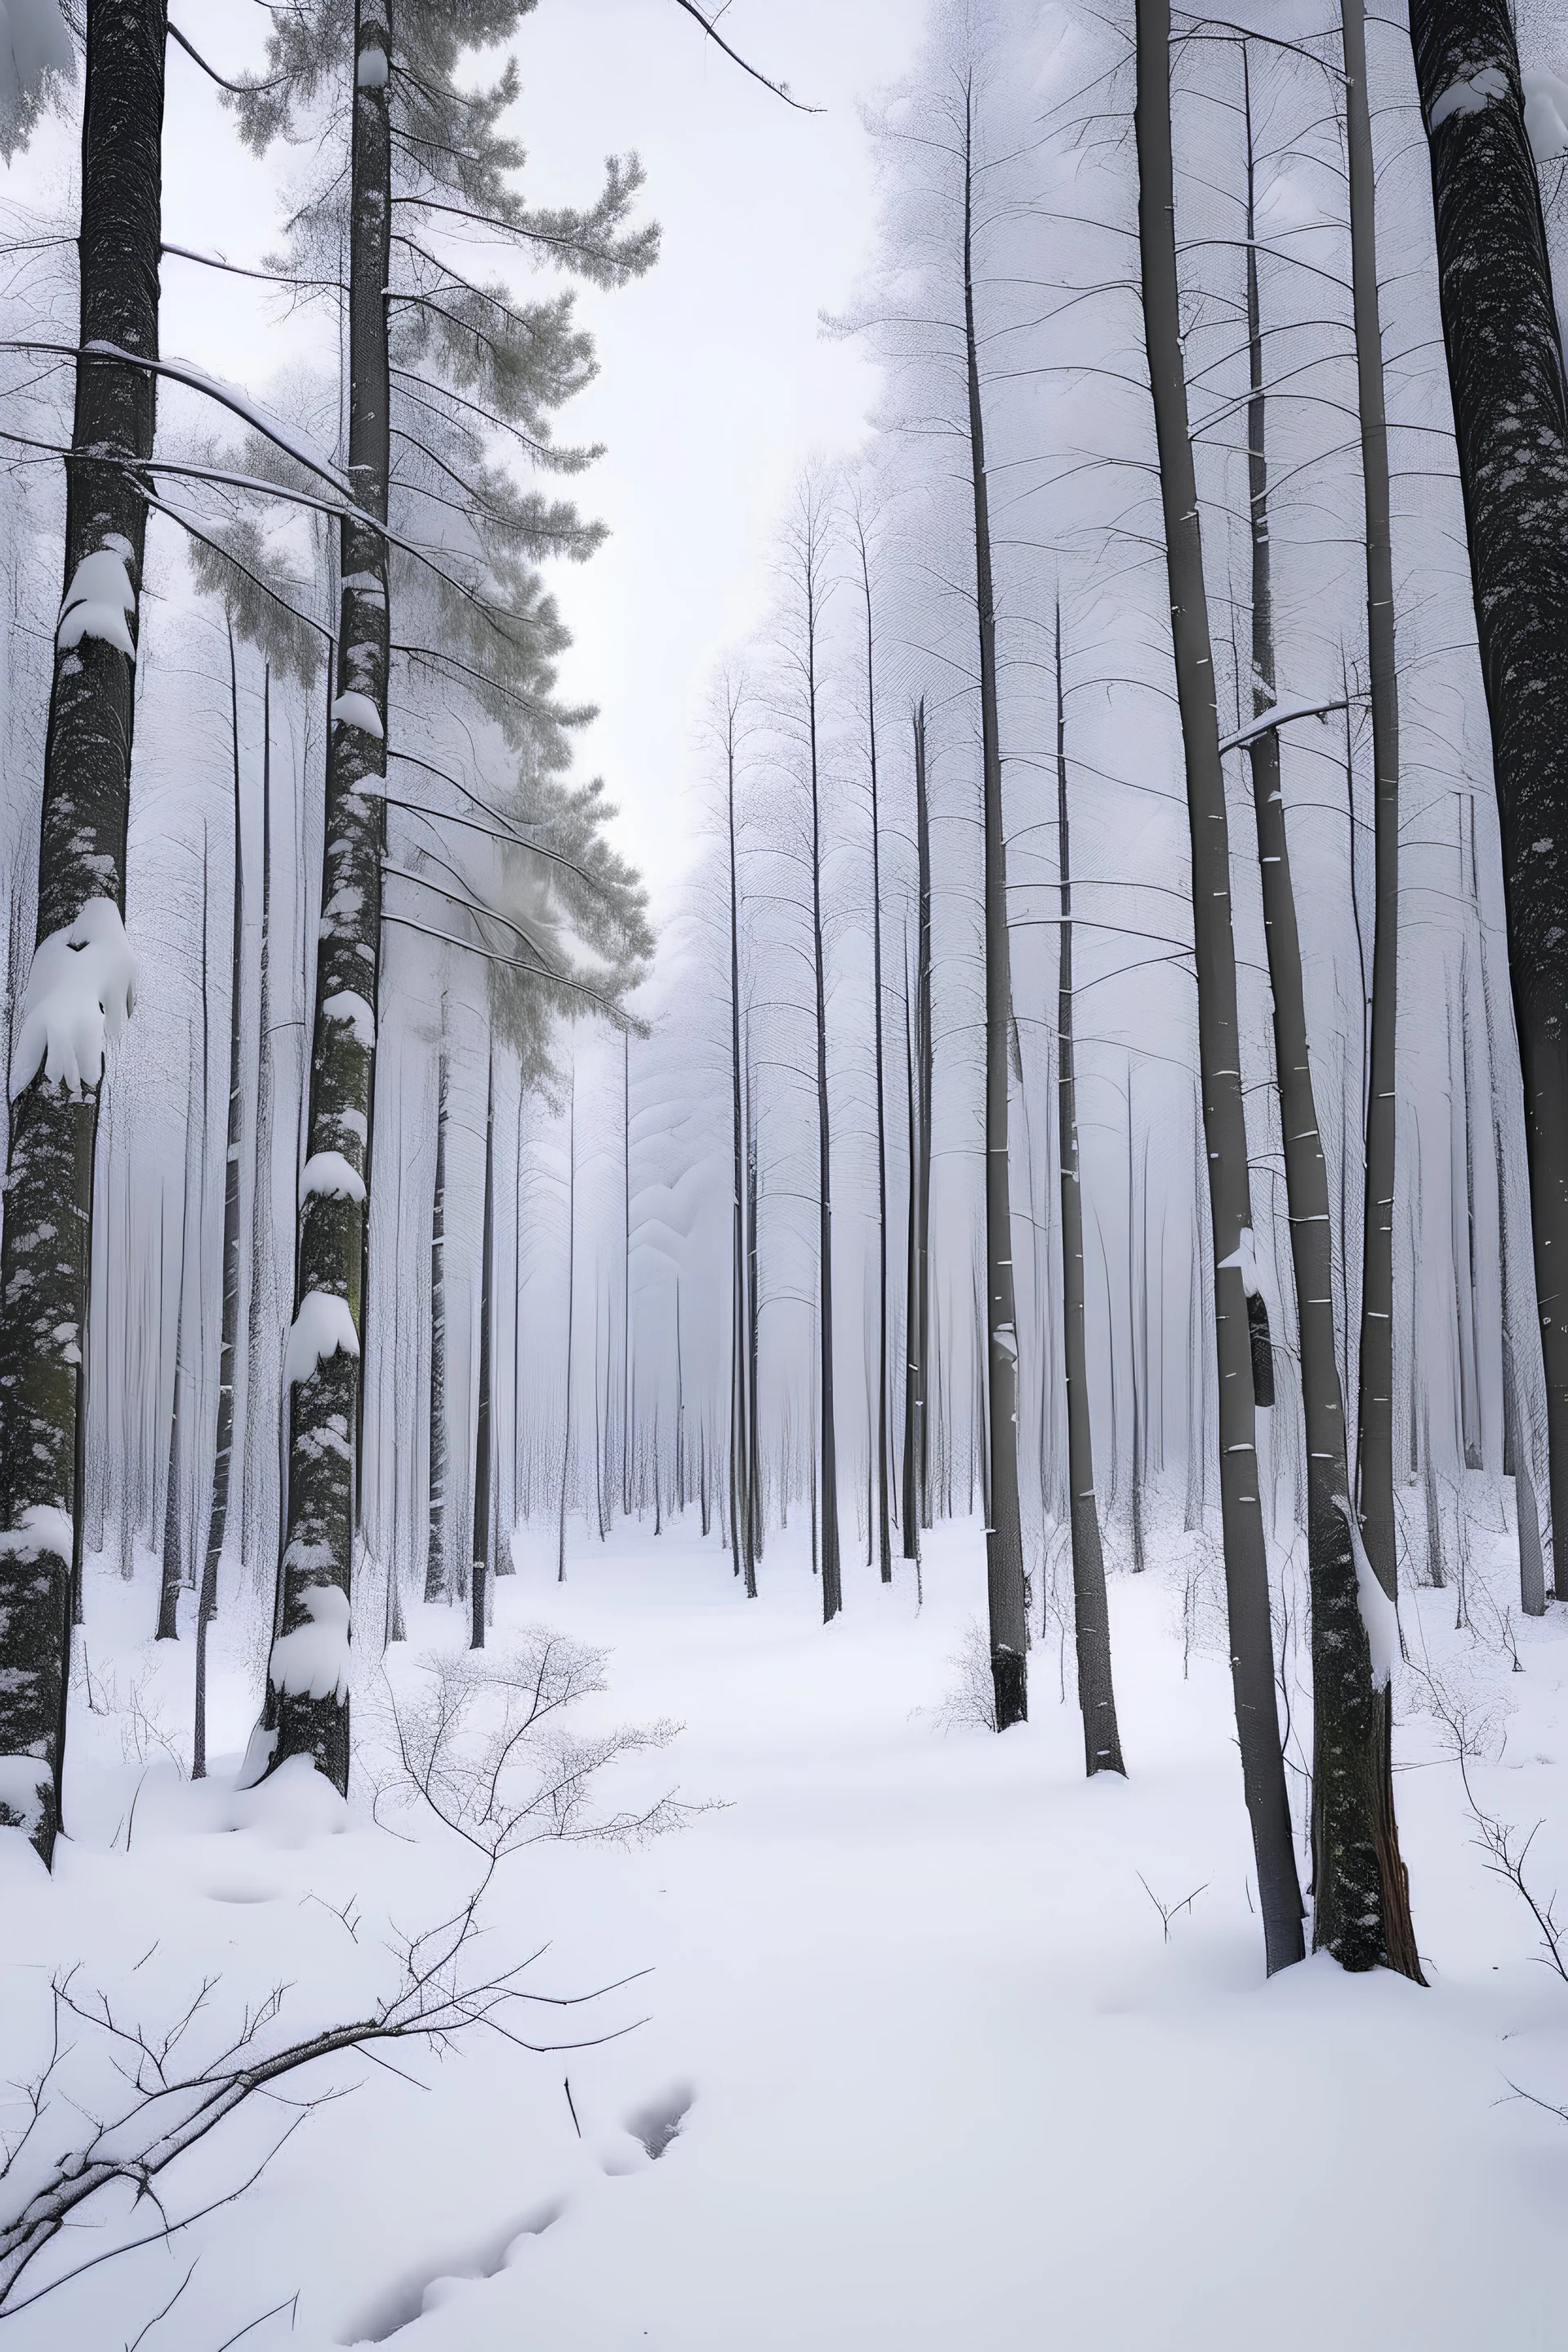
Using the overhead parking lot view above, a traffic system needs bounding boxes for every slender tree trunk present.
[470,1056,495,1648]
[268,1,394,1789]
[798,500,841,1622]
[1241,60,1419,1975]
[156,1120,191,1642]
[1135,0,1304,1971]
[622,1028,632,1520]
[1409,1,1568,1592]
[902,702,934,1557]
[425,1050,448,1601]
[1055,603,1124,1775]
[558,1072,576,1584]
[854,522,893,1584]
[1336,0,1405,1606]
[724,694,755,1592]
[960,86,1027,1725]
[0,0,168,1861]
[746,1040,763,1566]
[195,626,248,1777]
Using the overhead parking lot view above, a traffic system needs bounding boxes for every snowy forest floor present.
[4,1516,1568,2349]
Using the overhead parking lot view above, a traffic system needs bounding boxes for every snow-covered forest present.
[3,0,1568,2343]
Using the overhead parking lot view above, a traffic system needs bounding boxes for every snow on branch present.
[9,899,136,1100]
[1217,693,1352,755]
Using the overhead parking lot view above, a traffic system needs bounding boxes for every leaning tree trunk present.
[1339,0,1404,1605]
[1055,602,1124,1775]
[1410,0,1568,1594]
[0,0,168,1864]
[1135,0,1304,1971]
[470,1055,495,1649]
[269,0,393,1788]
[1241,58,1419,1976]
[902,699,934,1559]
[425,1049,448,1602]
[961,82,1028,1728]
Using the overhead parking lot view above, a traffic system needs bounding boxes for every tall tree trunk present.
[269,1,394,1789]
[1055,602,1125,1775]
[960,82,1028,1726]
[902,700,934,1557]
[1409,1,1568,1592]
[798,495,841,1622]
[156,1121,191,1642]
[1241,56,1419,1976]
[1135,0,1304,1971]
[622,1028,632,1519]
[470,1055,495,1648]
[195,626,249,1777]
[425,1049,448,1601]
[854,519,893,1585]
[746,1036,763,1566]
[0,0,168,1862]
[724,690,755,1592]
[558,1071,577,1584]
[1338,0,1405,1606]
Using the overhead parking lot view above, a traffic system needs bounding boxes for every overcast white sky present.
[150,1,924,907]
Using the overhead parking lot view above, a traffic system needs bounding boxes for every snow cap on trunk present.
[1215,1226,1263,1298]
[1428,65,1508,132]
[331,690,383,739]
[322,990,376,1051]
[301,1150,366,1204]
[10,898,136,1099]
[268,1583,351,1703]
[1333,1496,1401,1690]
[284,1290,360,1384]
[57,537,137,658]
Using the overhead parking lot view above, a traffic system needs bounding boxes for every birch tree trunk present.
[1134,0,1304,1969]
[268,0,394,1789]
[0,0,168,1862]
[1409,0,1568,1594]
[960,82,1027,1726]
[1055,602,1124,1774]
[1241,60,1419,1975]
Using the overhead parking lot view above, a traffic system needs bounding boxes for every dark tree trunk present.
[1410,0,1568,1592]
[622,1029,632,1520]
[270,1,394,1790]
[425,1049,449,1601]
[796,493,840,1621]
[724,690,755,1592]
[470,1057,495,1649]
[1054,603,1124,1775]
[195,626,248,1778]
[746,1041,763,1566]
[0,0,168,1862]
[558,1071,577,1584]
[1337,0,1405,1606]
[155,1160,190,1642]
[1241,56,1419,1976]
[960,82,1027,1727]
[1135,0,1304,1971]
[854,519,893,1585]
[902,700,934,1557]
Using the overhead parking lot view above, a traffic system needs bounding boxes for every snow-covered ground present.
[3,1518,1566,2349]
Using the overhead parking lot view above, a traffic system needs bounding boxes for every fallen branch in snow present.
[0,1877,648,2320]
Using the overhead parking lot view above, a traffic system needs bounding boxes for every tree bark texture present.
[962,82,1028,1729]
[800,506,841,1622]
[1339,0,1403,1602]
[1135,0,1304,1970]
[425,1049,448,1601]
[1242,64,1419,1976]
[902,700,933,1558]
[1055,604,1124,1775]
[1409,0,1568,1593]
[470,1058,495,1648]
[0,0,169,1863]
[270,0,394,1790]
[725,702,756,1597]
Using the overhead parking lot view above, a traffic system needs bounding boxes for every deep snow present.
[2,1517,1566,2350]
